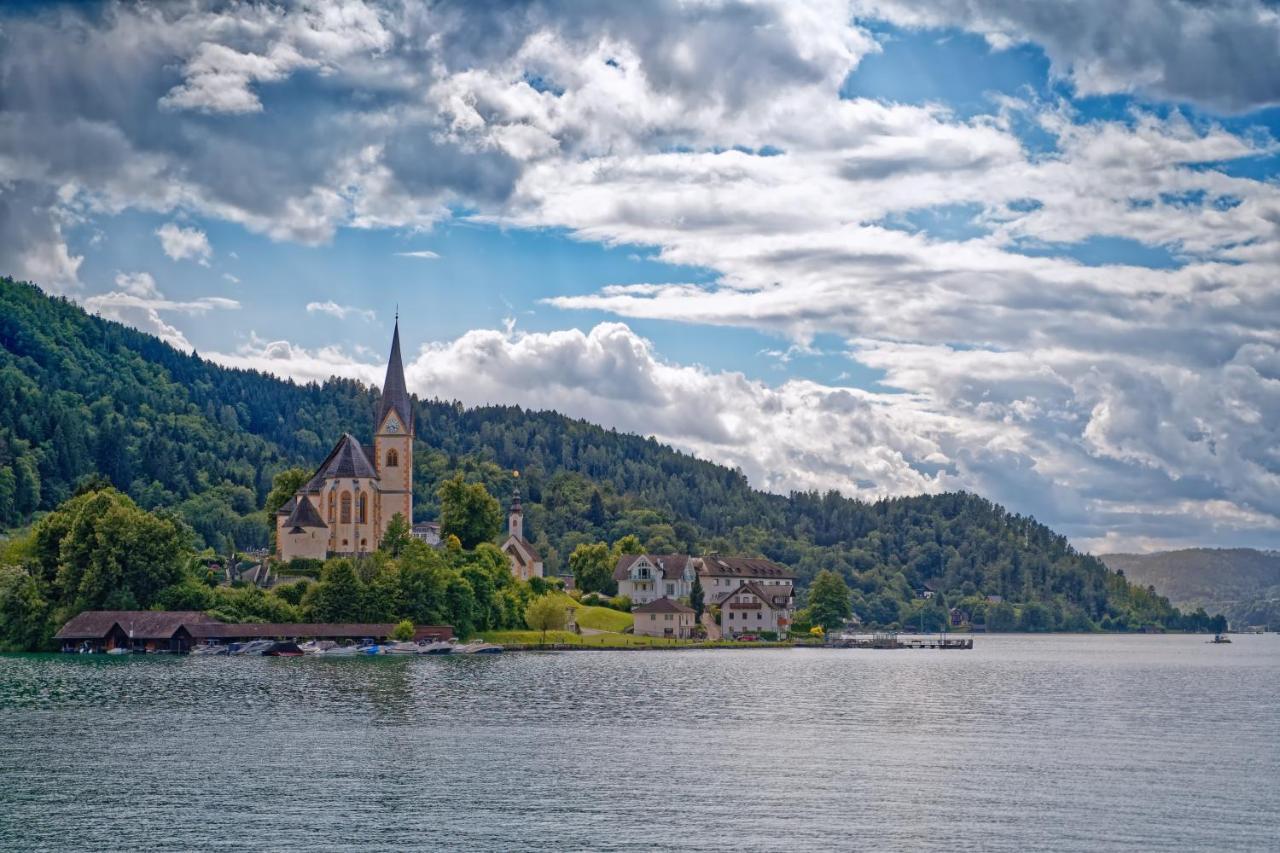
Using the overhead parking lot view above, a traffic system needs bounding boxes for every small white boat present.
[318,644,358,656]
[191,644,228,656]
[298,640,336,655]
[230,640,274,656]
[383,641,420,655]
[106,647,130,656]
[454,640,503,655]
[417,640,454,655]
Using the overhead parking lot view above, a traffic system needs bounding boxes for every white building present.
[697,555,795,604]
[633,597,696,638]
[501,490,543,581]
[613,554,695,604]
[719,581,794,639]
[411,521,441,546]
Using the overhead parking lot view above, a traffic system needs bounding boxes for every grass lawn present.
[549,593,634,633]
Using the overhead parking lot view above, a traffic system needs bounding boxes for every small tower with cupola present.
[374,316,414,543]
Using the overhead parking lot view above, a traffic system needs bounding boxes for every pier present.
[828,632,973,650]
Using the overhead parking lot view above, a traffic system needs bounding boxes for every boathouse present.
[56,611,455,651]
[54,611,222,653]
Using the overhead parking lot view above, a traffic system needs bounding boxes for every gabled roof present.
[304,433,378,490]
[718,580,793,609]
[503,535,541,564]
[698,555,795,580]
[613,554,693,581]
[376,319,413,434]
[284,495,326,531]
[54,611,223,641]
[633,597,695,614]
[276,496,296,516]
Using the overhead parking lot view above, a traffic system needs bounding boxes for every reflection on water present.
[1,635,1278,851]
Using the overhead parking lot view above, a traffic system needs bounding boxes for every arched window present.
[340,491,352,524]
[356,493,367,524]
[328,491,336,523]
[386,448,399,468]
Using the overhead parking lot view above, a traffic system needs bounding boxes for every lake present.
[1,635,1277,851]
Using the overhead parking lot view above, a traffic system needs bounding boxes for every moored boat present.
[263,641,304,657]
[454,640,503,655]
[417,640,454,655]
[383,641,420,655]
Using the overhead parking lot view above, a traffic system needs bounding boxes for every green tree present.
[988,601,1018,631]
[392,619,415,642]
[525,594,567,645]
[689,572,705,621]
[438,475,502,549]
[305,559,365,622]
[380,512,412,557]
[570,542,614,595]
[807,569,852,631]
[0,565,48,651]
[611,534,644,558]
[265,467,310,518]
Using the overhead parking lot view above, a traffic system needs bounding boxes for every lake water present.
[1,635,1277,851]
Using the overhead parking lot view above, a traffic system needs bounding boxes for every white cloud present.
[84,271,239,351]
[394,250,441,259]
[155,222,212,265]
[306,300,376,321]
[5,0,1280,549]
[222,272,240,284]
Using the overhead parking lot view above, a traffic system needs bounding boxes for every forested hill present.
[0,276,1201,631]
[1101,549,1280,630]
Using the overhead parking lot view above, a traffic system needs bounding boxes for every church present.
[276,320,415,561]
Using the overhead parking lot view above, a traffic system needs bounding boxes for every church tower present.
[508,489,524,541]
[374,316,414,543]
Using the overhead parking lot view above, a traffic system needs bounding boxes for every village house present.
[277,319,415,561]
[613,553,695,604]
[697,555,795,603]
[718,581,795,639]
[411,521,441,546]
[501,490,543,581]
[632,597,696,639]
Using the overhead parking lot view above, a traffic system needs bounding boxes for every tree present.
[689,572,705,621]
[438,475,502,549]
[570,542,614,595]
[611,534,643,558]
[525,594,567,645]
[988,601,1018,632]
[0,565,47,652]
[392,619,415,642]
[305,559,365,622]
[587,489,607,527]
[807,569,852,631]
[265,468,310,518]
[380,512,412,557]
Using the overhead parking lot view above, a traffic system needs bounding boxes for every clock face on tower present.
[385,417,399,433]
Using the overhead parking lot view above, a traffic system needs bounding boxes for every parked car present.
[736,634,759,642]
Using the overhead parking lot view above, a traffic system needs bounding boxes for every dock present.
[828,632,973,650]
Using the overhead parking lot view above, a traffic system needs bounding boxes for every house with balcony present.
[613,554,695,604]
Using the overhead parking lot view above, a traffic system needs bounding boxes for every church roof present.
[276,496,296,515]
[284,495,326,531]
[304,433,378,490]
[377,319,414,433]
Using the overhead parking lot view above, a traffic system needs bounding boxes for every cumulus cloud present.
[306,300,376,321]
[84,270,239,351]
[155,222,212,264]
[853,0,1280,113]
[5,0,1280,550]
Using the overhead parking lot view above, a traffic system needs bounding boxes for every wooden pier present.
[828,633,973,650]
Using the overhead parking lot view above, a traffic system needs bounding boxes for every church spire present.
[377,317,413,434]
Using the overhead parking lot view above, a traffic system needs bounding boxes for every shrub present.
[280,558,323,578]
[608,595,632,612]
[392,619,415,642]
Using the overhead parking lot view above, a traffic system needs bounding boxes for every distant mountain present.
[0,275,1204,631]
[1101,549,1280,630]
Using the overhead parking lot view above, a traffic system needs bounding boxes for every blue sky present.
[4,0,1280,553]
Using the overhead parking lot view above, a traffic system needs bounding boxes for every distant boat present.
[297,640,336,654]
[263,641,304,657]
[1210,633,1232,644]
[230,640,275,656]
[191,644,228,656]
[318,644,358,656]
[454,640,503,655]
[105,647,130,656]
[417,640,454,655]
[382,641,420,655]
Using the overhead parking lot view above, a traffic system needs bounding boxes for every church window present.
[340,492,352,523]
[386,449,399,468]
[357,494,367,524]
[328,492,336,523]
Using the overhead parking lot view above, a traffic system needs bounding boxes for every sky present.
[3,1,1280,555]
